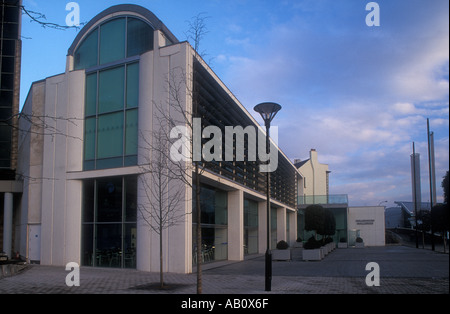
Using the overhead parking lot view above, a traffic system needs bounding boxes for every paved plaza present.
[0,245,448,294]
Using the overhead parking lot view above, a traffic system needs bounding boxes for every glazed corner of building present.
[18,4,198,272]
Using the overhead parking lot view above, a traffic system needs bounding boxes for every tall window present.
[0,1,20,169]
[84,63,138,170]
[81,176,137,268]
[271,207,277,249]
[192,184,228,265]
[74,16,152,170]
[244,199,258,255]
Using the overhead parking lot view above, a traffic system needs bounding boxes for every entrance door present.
[348,229,360,247]
[28,224,41,263]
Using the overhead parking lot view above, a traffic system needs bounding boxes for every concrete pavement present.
[0,245,448,294]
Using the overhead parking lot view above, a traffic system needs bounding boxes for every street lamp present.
[254,102,282,292]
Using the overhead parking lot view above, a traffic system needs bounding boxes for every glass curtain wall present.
[334,208,348,244]
[81,176,137,268]
[73,16,153,170]
[297,209,305,242]
[244,199,258,255]
[83,62,138,170]
[192,184,228,265]
[271,207,277,249]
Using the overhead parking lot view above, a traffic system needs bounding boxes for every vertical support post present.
[265,123,272,292]
[427,118,435,251]
[412,143,419,249]
[228,189,244,261]
[3,192,13,258]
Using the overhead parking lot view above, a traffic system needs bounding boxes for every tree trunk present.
[160,228,164,289]
[160,195,164,289]
[195,163,202,294]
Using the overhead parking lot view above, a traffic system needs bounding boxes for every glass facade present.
[192,184,228,265]
[74,17,153,70]
[271,207,278,249]
[74,16,153,171]
[83,62,139,170]
[81,176,137,268]
[0,1,20,170]
[244,199,258,255]
[194,61,298,208]
[299,207,347,244]
[334,208,348,243]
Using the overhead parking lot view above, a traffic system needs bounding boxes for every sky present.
[19,0,449,207]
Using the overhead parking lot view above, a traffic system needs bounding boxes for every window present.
[98,67,124,113]
[83,63,139,170]
[127,18,154,57]
[74,17,154,71]
[100,18,126,65]
[77,15,149,170]
[74,29,98,70]
[244,199,258,255]
[271,208,277,249]
[192,184,228,264]
[81,176,137,268]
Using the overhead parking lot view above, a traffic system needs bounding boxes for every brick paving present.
[0,245,448,294]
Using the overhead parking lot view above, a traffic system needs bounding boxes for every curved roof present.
[67,4,179,56]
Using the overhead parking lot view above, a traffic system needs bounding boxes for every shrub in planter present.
[303,236,323,260]
[276,240,289,250]
[304,236,321,249]
[293,237,303,248]
[338,237,347,248]
[355,237,364,248]
[273,240,291,261]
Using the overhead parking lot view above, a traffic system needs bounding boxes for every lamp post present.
[254,102,282,292]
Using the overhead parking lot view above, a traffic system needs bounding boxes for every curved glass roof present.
[68,4,179,70]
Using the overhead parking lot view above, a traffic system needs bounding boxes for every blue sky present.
[20,0,449,206]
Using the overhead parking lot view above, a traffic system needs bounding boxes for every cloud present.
[218,0,449,206]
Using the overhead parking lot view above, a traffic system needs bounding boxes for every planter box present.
[302,249,322,261]
[293,242,303,248]
[338,242,348,248]
[355,242,365,248]
[272,249,291,261]
[329,242,334,252]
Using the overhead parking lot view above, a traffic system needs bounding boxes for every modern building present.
[295,149,349,243]
[295,149,385,246]
[1,0,22,259]
[16,4,300,273]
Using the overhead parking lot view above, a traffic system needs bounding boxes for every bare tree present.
[136,12,210,293]
[138,123,186,289]
[143,12,210,294]
[146,64,206,293]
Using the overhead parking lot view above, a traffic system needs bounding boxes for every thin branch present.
[20,5,86,31]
